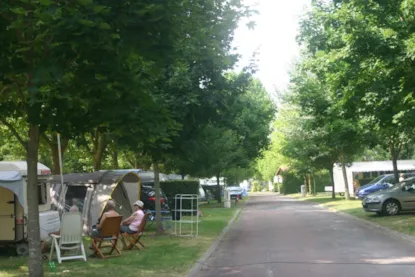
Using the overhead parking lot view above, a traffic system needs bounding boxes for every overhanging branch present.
[0,86,9,95]
[1,119,27,149]
[41,133,52,145]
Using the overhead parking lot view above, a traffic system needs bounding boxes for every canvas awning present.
[334,160,415,173]
[0,171,25,206]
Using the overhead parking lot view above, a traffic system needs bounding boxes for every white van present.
[0,161,60,255]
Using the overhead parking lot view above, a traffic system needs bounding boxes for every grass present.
[0,200,245,277]
[289,193,415,236]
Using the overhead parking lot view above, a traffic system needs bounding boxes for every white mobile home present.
[333,160,415,195]
[0,161,60,255]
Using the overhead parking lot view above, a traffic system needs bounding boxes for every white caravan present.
[0,161,60,255]
[333,160,415,196]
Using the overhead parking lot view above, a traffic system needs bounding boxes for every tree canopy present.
[0,1,274,274]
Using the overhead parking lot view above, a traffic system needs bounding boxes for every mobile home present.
[0,161,60,255]
[333,160,415,196]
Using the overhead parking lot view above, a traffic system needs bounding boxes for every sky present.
[233,0,311,95]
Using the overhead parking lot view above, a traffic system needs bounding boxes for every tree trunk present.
[340,153,350,200]
[93,132,107,171]
[303,175,308,194]
[42,134,68,175]
[110,141,119,169]
[329,167,336,199]
[308,174,312,195]
[27,124,43,277]
[390,143,400,182]
[216,174,222,203]
[153,161,164,235]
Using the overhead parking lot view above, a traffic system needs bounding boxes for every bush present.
[160,180,200,212]
[272,183,278,192]
[251,181,260,192]
[278,183,286,194]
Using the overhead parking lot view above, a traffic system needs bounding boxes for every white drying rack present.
[173,194,199,237]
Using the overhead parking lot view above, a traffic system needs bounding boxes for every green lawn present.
[0,200,245,277]
[291,194,415,236]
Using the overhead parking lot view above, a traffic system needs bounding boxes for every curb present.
[314,203,415,245]
[187,207,242,277]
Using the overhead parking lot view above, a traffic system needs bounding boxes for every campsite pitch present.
[0,201,244,277]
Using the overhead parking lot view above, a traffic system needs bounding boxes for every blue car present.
[355,174,397,199]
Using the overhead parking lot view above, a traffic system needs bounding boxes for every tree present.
[0,1,194,275]
[297,0,415,181]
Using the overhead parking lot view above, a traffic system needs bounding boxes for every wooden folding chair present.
[90,216,122,259]
[121,213,150,250]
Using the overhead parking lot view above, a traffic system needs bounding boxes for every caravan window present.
[38,183,47,204]
[65,186,88,212]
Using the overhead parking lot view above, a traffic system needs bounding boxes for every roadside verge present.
[291,194,415,243]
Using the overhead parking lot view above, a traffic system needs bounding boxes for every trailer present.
[0,161,60,255]
[333,160,415,196]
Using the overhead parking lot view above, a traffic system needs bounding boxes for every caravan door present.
[0,187,15,241]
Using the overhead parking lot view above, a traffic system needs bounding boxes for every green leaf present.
[99,22,111,30]
[93,5,110,14]
[39,0,51,5]
[10,7,27,15]
[15,47,31,53]
[77,0,93,6]
[78,19,95,27]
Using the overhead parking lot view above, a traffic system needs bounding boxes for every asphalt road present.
[196,193,415,277]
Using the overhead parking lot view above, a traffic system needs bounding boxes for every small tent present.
[50,171,141,234]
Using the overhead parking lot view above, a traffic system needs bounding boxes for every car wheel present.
[382,199,400,216]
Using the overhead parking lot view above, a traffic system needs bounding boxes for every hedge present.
[160,180,200,212]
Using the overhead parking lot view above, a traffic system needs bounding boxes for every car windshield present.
[366,175,385,185]
[390,179,415,191]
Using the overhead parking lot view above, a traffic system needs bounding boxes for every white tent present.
[333,160,415,195]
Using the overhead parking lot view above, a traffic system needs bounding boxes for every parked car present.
[140,185,170,211]
[226,186,244,199]
[356,173,415,199]
[362,177,415,216]
[355,174,396,199]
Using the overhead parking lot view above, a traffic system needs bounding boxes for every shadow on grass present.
[0,204,240,277]
[300,195,415,236]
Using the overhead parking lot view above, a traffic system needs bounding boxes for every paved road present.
[196,193,415,277]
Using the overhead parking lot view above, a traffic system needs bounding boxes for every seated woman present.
[120,200,145,234]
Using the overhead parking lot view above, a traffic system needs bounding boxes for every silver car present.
[362,177,415,216]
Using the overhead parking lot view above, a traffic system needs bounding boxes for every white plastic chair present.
[49,212,87,263]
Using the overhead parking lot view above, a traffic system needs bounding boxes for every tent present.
[50,171,142,234]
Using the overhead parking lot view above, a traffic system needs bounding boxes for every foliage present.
[251,180,261,192]
[255,0,415,200]
[0,0,265,274]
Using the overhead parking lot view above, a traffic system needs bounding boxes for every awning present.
[0,171,25,206]
[334,160,415,173]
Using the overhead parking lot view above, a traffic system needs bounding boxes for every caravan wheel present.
[16,243,29,256]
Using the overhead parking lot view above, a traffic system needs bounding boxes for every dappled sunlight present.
[314,260,335,264]
[362,256,415,265]
[0,202,237,277]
